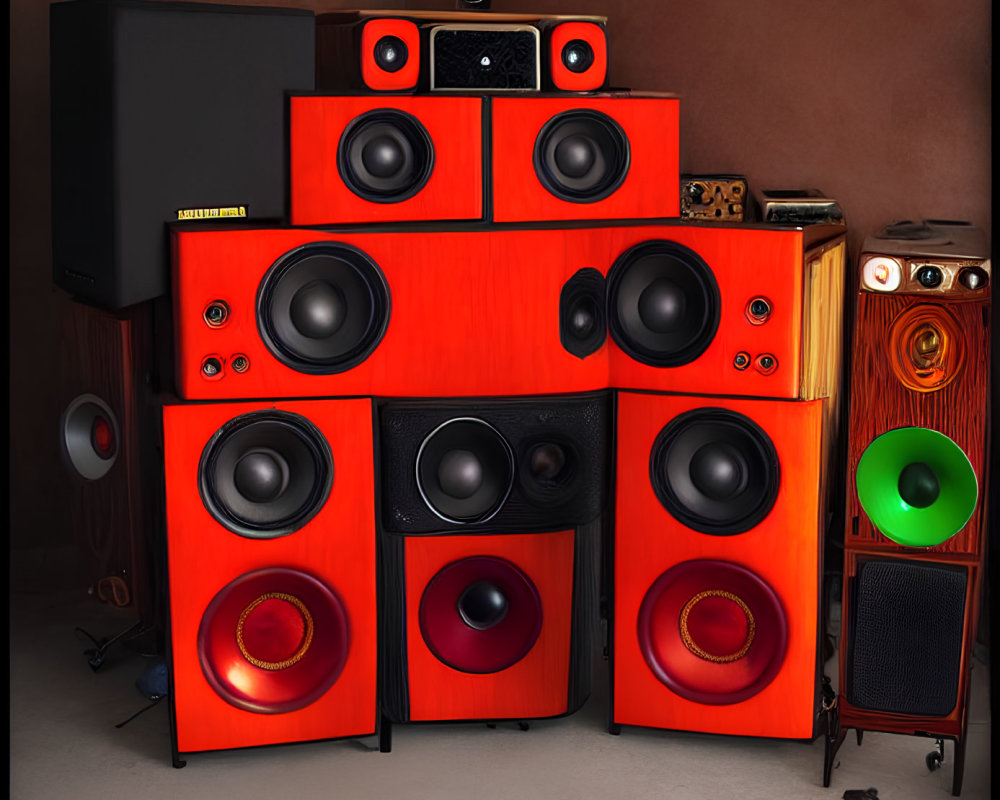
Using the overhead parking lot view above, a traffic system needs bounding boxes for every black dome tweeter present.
[533,110,630,203]
[607,240,721,367]
[257,243,390,375]
[559,268,607,358]
[457,581,509,631]
[416,418,515,524]
[561,39,595,73]
[374,35,408,73]
[337,109,434,203]
[649,408,779,535]
[199,411,333,538]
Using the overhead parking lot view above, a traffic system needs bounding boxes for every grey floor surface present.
[10,567,991,800]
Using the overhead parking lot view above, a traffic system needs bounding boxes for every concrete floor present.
[9,557,991,800]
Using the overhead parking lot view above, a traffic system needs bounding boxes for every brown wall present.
[9,1,992,572]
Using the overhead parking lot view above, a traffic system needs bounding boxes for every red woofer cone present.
[198,568,349,713]
[637,560,787,705]
[419,556,542,674]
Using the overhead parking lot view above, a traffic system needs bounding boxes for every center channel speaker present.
[162,398,377,762]
[314,12,607,93]
[170,225,610,400]
[289,95,484,226]
[380,523,600,734]
[827,221,991,796]
[491,94,679,223]
[611,391,830,739]
[600,222,847,402]
[377,393,610,535]
[50,0,315,310]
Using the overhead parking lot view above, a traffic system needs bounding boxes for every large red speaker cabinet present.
[826,221,991,796]
[58,300,161,634]
[491,94,679,223]
[170,224,611,400]
[289,95,484,226]
[610,391,831,740]
[162,398,377,763]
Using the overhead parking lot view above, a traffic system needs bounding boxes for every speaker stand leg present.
[856,729,864,746]
[822,692,847,788]
[608,722,622,736]
[378,716,392,753]
[76,619,146,671]
[952,733,967,796]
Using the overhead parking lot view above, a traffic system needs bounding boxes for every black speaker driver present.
[199,411,334,538]
[559,267,607,358]
[374,35,408,73]
[257,243,390,375]
[607,240,721,367]
[517,434,582,508]
[337,109,434,203]
[561,39,595,73]
[650,408,780,535]
[416,418,515,525]
[533,110,630,203]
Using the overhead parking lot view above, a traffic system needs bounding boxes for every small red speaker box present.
[825,221,991,796]
[170,225,609,400]
[380,525,599,735]
[601,223,847,402]
[289,95,483,226]
[544,21,608,92]
[360,18,421,92]
[162,398,377,762]
[611,391,830,739]
[492,94,679,223]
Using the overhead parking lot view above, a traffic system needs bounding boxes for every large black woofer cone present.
[337,109,434,203]
[533,110,630,203]
[199,411,334,538]
[416,418,515,525]
[650,409,779,535]
[607,240,721,367]
[257,243,390,375]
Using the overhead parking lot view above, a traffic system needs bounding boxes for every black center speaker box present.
[50,0,315,310]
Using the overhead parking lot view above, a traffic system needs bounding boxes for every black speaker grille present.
[847,559,967,717]
[379,394,609,534]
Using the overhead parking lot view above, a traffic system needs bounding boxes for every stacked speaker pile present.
[824,220,991,796]
[52,0,859,773]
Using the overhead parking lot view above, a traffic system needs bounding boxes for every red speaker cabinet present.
[543,21,608,92]
[379,524,599,740]
[826,221,991,796]
[491,94,679,223]
[611,391,830,740]
[600,223,847,405]
[170,225,609,400]
[162,398,377,762]
[289,95,483,226]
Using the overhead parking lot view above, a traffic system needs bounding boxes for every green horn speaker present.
[856,427,978,547]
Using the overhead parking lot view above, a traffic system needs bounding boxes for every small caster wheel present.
[518,722,530,731]
[926,750,943,771]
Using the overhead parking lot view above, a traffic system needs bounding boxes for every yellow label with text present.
[176,206,248,221]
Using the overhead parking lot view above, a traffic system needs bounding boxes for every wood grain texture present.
[845,291,991,556]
